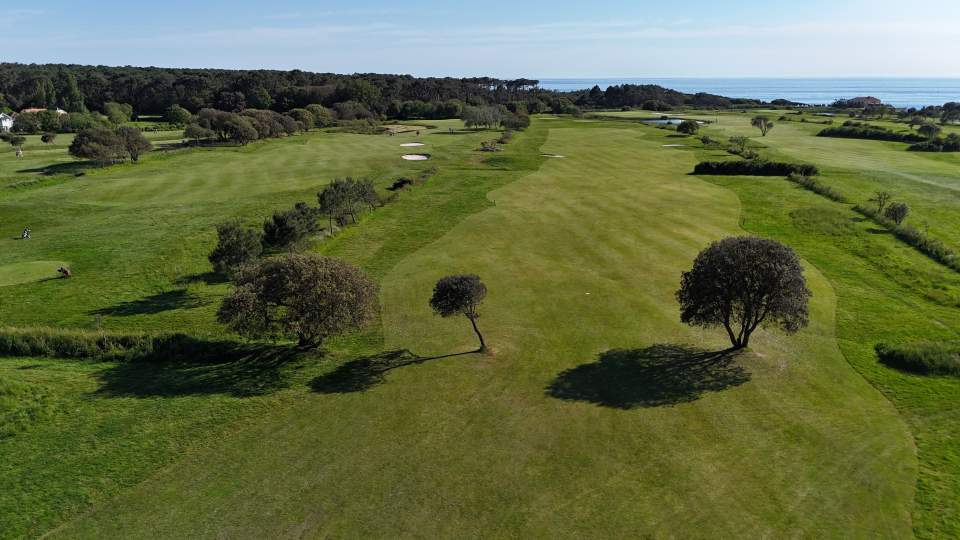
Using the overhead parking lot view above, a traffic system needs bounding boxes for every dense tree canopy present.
[677,236,810,349]
[217,253,379,348]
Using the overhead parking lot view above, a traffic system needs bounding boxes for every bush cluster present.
[876,342,960,376]
[693,160,820,177]
[908,133,960,152]
[786,173,847,203]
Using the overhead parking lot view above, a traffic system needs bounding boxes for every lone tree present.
[217,253,379,348]
[677,236,810,349]
[115,126,152,162]
[677,120,700,135]
[208,220,263,276]
[884,202,909,225]
[751,115,774,136]
[41,132,57,144]
[869,191,893,213]
[68,127,127,165]
[429,274,489,352]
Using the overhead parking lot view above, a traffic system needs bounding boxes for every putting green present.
[0,261,68,287]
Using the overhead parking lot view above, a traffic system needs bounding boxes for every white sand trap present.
[400,142,425,147]
[541,153,565,158]
[662,144,686,147]
[402,154,430,161]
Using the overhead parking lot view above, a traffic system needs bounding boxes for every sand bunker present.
[400,142,425,147]
[541,153,565,158]
[402,154,430,161]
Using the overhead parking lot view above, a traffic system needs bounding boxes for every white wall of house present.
[0,114,12,132]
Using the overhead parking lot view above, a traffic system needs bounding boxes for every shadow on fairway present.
[91,289,206,317]
[310,348,478,394]
[175,271,230,286]
[16,161,98,176]
[546,344,750,409]
[94,343,302,398]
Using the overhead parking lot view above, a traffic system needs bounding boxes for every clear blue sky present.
[4,0,959,77]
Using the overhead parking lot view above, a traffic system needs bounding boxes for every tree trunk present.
[468,315,486,352]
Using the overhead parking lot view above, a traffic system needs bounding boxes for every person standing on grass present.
[21,227,30,239]
[15,147,22,159]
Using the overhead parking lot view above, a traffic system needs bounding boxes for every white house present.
[0,113,12,132]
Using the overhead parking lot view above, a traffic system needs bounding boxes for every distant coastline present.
[538,78,960,108]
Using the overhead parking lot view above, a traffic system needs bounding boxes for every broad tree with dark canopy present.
[429,274,489,352]
[217,253,379,348]
[676,236,810,349]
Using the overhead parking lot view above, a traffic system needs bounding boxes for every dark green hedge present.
[693,160,819,177]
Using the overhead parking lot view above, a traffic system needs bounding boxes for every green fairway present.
[5,112,960,538]
[0,260,68,287]
[29,120,915,538]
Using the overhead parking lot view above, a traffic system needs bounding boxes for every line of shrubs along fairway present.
[817,120,960,152]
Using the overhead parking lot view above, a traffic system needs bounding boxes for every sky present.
[4,0,960,78]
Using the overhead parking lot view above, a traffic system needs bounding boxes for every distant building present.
[846,96,882,107]
[0,113,12,132]
[19,107,68,115]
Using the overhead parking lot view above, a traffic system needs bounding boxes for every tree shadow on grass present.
[175,272,229,286]
[94,342,302,398]
[16,161,98,176]
[311,348,478,394]
[546,344,750,409]
[90,289,206,317]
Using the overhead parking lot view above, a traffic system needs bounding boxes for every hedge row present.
[0,327,266,362]
[817,125,926,143]
[786,172,847,203]
[853,205,960,272]
[693,160,820,177]
[876,342,960,376]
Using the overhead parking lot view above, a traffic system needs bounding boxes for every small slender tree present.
[918,123,941,141]
[869,191,893,213]
[429,274,488,352]
[677,236,810,349]
[751,115,774,136]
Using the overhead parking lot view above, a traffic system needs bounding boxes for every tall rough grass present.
[876,342,960,376]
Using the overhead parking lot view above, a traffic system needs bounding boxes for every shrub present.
[693,160,820,177]
[263,202,318,249]
[884,201,909,225]
[40,132,57,144]
[876,342,960,376]
[209,220,263,275]
[479,140,501,152]
[68,127,127,164]
[677,120,699,135]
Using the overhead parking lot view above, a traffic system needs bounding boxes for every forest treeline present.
[0,63,752,119]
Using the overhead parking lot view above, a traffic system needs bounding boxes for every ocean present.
[537,78,960,108]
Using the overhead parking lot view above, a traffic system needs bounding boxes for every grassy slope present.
[686,115,960,537]
[0,122,479,333]
[45,121,914,538]
[0,122,507,538]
